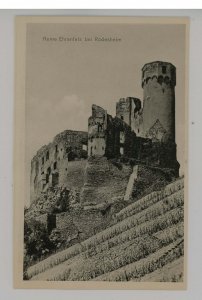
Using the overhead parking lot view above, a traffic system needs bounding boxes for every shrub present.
[24,219,54,271]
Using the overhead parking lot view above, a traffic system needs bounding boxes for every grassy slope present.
[27,177,184,282]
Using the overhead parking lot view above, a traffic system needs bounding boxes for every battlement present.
[142,61,176,88]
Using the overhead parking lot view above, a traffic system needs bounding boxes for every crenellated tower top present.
[142,61,176,88]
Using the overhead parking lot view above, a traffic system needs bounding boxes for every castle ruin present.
[30,61,180,204]
[87,61,179,171]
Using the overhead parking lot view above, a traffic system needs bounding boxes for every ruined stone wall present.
[88,137,106,157]
[88,104,107,157]
[110,117,137,158]
[30,130,88,202]
[129,98,143,136]
[88,104,138,160]
[103,114,115,158]
[116,97,143,136]
[87,103,177,171]
[116,98,131,125]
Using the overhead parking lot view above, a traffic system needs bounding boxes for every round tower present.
[142,61,176,142]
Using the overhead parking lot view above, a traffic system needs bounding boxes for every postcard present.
[14,16,189,289]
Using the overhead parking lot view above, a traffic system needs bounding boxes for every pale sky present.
[25,22,186,185]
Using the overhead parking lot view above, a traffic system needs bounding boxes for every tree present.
[24,219,54,268]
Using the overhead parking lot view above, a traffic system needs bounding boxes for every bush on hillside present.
[24,219,54,274]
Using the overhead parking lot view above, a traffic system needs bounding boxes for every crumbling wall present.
[116,97,143,136]
[130,97,143,136]
[30,130,88,202]
[110,117,137,158]
[87,104,138,160]
[116,98,131,125]
[88,105,107,157]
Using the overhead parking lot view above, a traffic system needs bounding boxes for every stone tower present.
[142,61,176,142]
[88,105,107,157]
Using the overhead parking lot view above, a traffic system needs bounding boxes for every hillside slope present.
[26,177,184,282]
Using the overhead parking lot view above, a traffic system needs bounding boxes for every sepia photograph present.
[14,16,188,289]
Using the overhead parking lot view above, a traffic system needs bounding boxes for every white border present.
[0,2,202,9]
[0,8,202,300]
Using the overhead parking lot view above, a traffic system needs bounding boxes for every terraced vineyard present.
[26,177,184,282]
